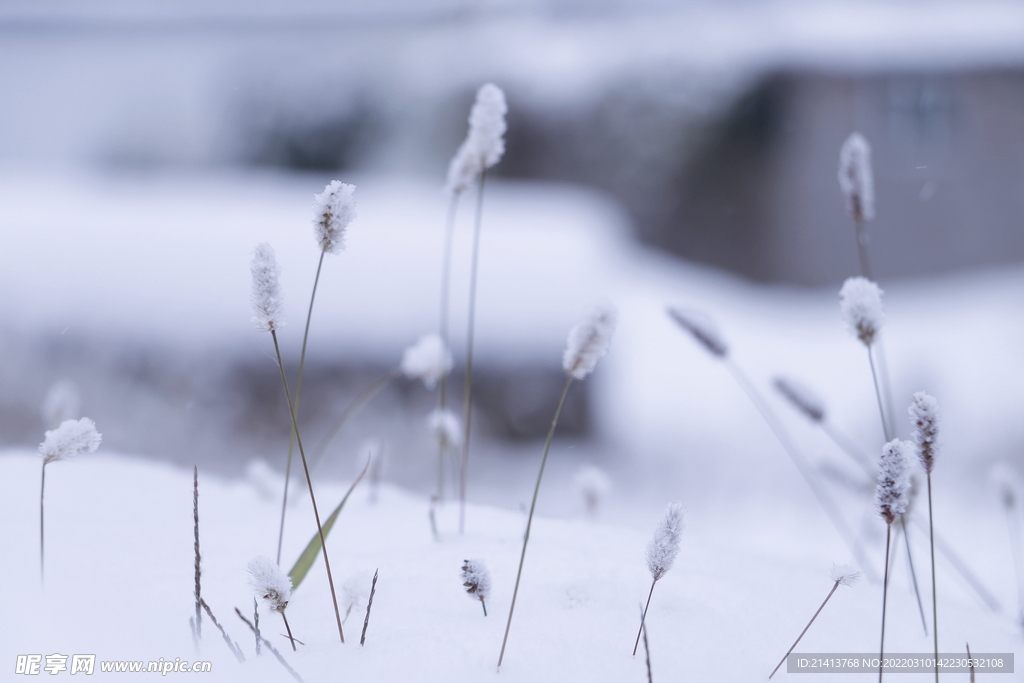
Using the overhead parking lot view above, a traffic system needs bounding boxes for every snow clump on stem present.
[427,408,462,449]
[562,305,617,380]
[461,559,492,607]
[838,132,875,222]
[248,556,292,612]
[250,242,285,332]
[39,417,101,465]
[313,181,357,254]
[646,502,684,581]
[839,276,884,346]
[401,334,453,389]
[876,439,911,524]
[446,84,508,195]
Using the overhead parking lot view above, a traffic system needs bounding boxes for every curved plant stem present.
[276,249,327,565]
[271,330,345,644]
[459,169,488,534]
[498,374,574,669]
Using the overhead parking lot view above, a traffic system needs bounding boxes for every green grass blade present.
[288,458,371,590]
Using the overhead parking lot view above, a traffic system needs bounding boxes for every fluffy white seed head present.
[446,83,508,195]
[248,556,292,612]
[839,277,884,346]
[838,132,875,222]
[830,563,862,587]
[773,376,826,423]
[876,439,912,524]
[461,559,492,604]
[39,417,102,466]
[909,391,939,474]
[646,502,684,581]
[562,305,617,380]
[313,180,357,254]
[401,334,453,389]
[427,408,462,450]
[666,308,729,358]
[42,379,81,429]
[250,242,285,332]
[574,464,612,516]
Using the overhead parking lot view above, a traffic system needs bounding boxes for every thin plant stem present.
[1001,489,1024,622]
[853,217,873,281]
[253,598,261,656]
[866,345,892,441]
[769,580,841,679]
[966,643,975,683]
[236,608,303,683]
[460,169,487,535]
[927,473,938,682]
[281,610,296,651]
[194,466,202,640]
[271,330,345,644]
[40,462,46,582]
[436,193,460,501]
[880,524,893,683]
[309,369,399,471]
[898,516,928,635]
[277,249,327,565]
[633,579,656,656]
[640,604,653,683]
[498,374,574,669]
[200,599,245,663]
[724,359,878,581]
[360,568,379,646]
[481,598,487,617]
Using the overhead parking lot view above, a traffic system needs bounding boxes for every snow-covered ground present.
[1,165,1023,680]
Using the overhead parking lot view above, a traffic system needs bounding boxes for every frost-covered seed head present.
[248,556,292,612]
[250,242,285,332]
[838,132,875,222]
[562,305,617,380]
[401,334,453,389]
[876,439,912,524]
[313,181,357,254]
[39,417,102,465]
[461,559,492,604]
[446,83,507,194]
[773,376,826,423]
[909,392,939,474]
[427,408,462,450]
[666,308,728,358]
[646,502,684,582]
[42,379,81,429]
[839,277,884,346]
[830,563,862,587]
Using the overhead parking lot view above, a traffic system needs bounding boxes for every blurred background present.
[1,0,1023,518]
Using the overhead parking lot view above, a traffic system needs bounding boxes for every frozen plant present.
[769,564,861,678]
[838,132,875,223]
[401,334,453,389]
[563,305,618,379]
[249,556,297,651]
[461,559,492,616]
[250,243,345,645]
[41,379,81,429]
[574,465,612,517]
[909,391,941,681]
[38,417,101,580]
[428,408,462,451]
[634,503,684,656]
[839,277,884,347]
[446,83,508,195]
[666,307,728,358]
[876,439,911,683]
[498,306,616,669]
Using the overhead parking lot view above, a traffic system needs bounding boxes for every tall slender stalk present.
[40,462,46,582]
[437,193,460,499]
[498,375,574,669]
[459,169,488,534]
[194,467,202,640]
[769,579,843,679]
[271,330,345,644]
[634,580,657,657]
[879,524,893,683]
[927,473,938,682]
[867,346,892,442]
[276,249,326,565]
